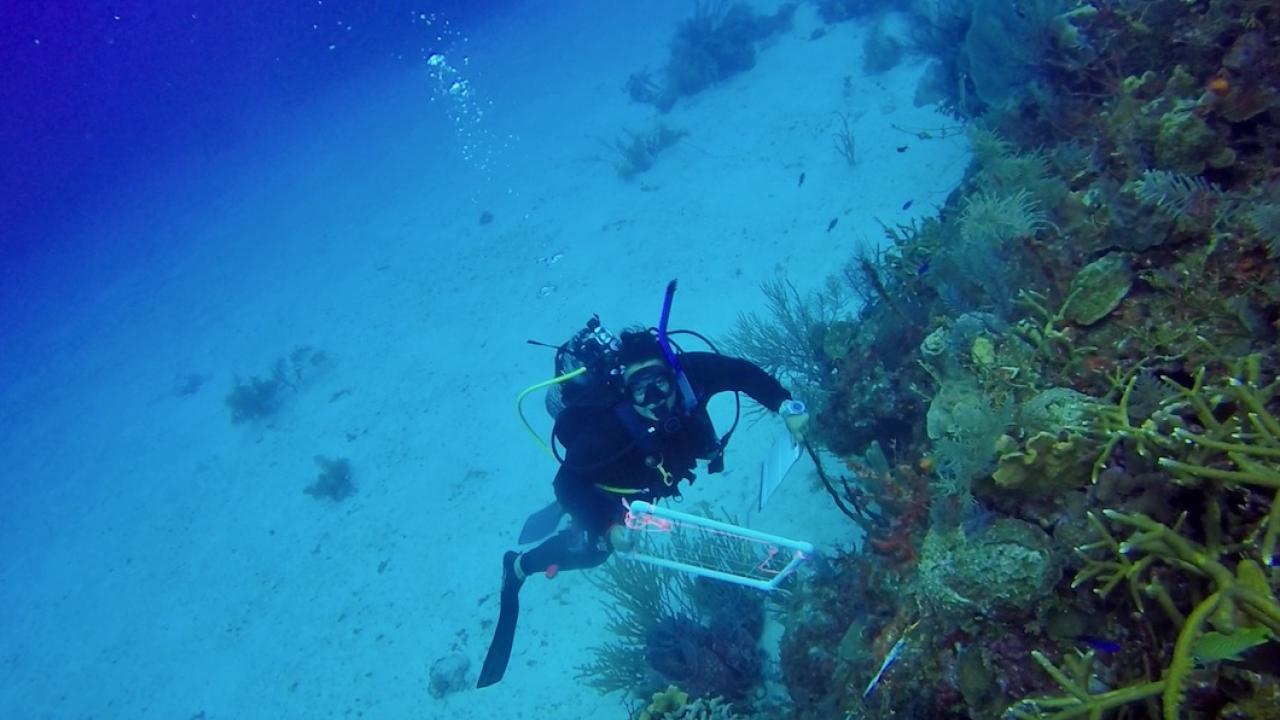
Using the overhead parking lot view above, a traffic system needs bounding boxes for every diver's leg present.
[518,526,611,575]
[479,549,527,688]
[479,500,619,687]
[518,490,623,575]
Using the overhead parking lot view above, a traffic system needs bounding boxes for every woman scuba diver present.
[477,281,808,688]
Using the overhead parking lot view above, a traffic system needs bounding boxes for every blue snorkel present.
[656,279,698,414]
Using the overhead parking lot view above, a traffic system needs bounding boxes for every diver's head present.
[623,359,677,420]
[616,330,677,420]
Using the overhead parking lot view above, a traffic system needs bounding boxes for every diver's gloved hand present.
[784,412,809,443]
[781,399,810,443]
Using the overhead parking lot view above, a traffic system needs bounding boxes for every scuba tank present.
[517,315,624,458]
[544,315,622,418]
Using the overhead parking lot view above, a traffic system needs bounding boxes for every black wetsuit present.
[519,351,792,575]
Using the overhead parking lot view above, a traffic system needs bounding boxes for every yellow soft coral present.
[638,685,689,720]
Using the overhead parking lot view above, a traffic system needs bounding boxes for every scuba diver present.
[478,281,809,688]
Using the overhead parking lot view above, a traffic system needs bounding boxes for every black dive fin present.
[477,555,522,688]
[518,500,565,545]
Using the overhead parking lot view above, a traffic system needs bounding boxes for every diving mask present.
[625,365,675,408]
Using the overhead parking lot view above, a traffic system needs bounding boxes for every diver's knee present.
[606,524,634,553]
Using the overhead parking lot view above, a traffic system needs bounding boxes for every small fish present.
[902,200,913,210]
[863,622,919,698]
[798,172,806,187]
[915,261,930,277]
[896,145,909,153]
[1075,635,1122,654]
[826,218,838,232]
[863,638,905,698]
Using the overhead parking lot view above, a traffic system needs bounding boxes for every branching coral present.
[1072,510,1280,719]
[1154,356,1280,491]
[1089,354,1280,492]
[1015,357,1280,719]
[1019,506,1280,719]
[1005,650,1164,720]
[1070,511,1166,618]
[1012,289,1098,382]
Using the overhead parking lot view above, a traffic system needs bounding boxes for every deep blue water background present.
[0,1,501,252]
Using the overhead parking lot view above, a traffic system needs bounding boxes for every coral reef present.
[861,15,905,75]
[427,653,469,699]
[225,374,285,424]
[607,1,1280,717]
[603,124,688,180]
[225,345,327,424]
[625,2,795,112]
[777,548,899,718]
[771,194,1280,715]
[306,455,354,502]
[913,519,1058,625]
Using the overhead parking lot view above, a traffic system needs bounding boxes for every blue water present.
[0,2,968,717]
[2,1,486,238]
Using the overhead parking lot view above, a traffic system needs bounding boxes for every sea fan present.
[1134,169,1222,220]
[1245,202,1280,258]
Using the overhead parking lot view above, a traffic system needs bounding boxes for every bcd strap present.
[612,403,662,458]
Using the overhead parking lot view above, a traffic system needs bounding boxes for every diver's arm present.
[681,351,792,411]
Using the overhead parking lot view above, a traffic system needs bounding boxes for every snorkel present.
[656,280,698,414]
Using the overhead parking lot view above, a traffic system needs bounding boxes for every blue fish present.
[1075,635,1122,654]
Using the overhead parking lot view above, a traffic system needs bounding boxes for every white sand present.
[0,1,968,717]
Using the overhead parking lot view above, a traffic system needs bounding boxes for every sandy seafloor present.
[0,2,969,718]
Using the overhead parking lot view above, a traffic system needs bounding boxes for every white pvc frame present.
[616,500,814,591]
